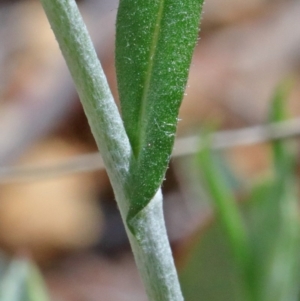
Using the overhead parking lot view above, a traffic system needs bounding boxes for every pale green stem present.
[38,0,183,300]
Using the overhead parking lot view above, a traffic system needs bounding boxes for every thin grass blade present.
[247,81,300,301]
[197,134,250,275]
[264,81,300,301]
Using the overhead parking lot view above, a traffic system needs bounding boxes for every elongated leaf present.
[26,262,49,301]
[247,81,300,301]
[264,81,300,301]
[116,0,204,222]
[268,80,295,176]
[0,259,29,301]
[197,134,250,274]
[0,258,49,301]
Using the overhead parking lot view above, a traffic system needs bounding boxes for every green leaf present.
[116,0,204,222]
[268,80,294,176]
[265,81,300,301]
[246,80,300,301]
[196,134,250,276]
[0,258,49,301]
[26,262,49,301]
[180,220,245,301]
[0,259,29,301]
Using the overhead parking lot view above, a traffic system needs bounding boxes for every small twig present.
[175,116,300,156]
[0,153,104,184]
[1,117,300,184]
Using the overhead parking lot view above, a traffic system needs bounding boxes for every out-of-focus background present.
[0,0,300,300]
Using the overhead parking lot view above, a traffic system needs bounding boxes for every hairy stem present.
[39,0,183,300]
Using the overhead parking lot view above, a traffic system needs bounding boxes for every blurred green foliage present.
[0,258,49,301]
[180,82,300,301]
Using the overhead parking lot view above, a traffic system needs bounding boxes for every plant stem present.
[39,0,183,300]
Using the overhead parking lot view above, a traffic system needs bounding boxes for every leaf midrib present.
[134,0,165,158]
